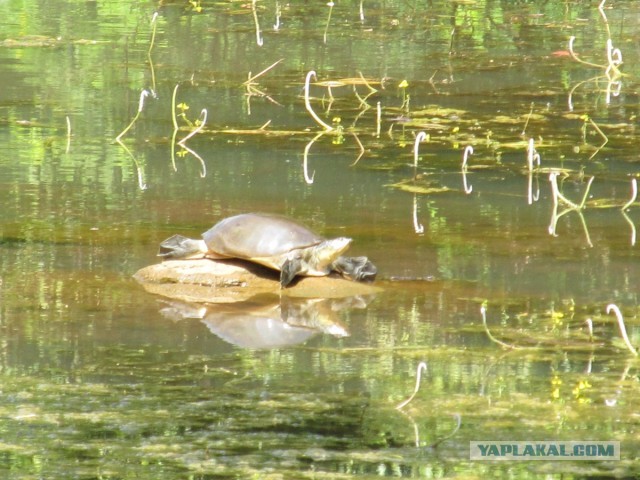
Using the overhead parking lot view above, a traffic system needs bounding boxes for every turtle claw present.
[333,256,377,282]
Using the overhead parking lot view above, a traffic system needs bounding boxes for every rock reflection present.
[158,295,372,349]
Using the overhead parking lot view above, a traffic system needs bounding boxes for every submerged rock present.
[133,259,382,304]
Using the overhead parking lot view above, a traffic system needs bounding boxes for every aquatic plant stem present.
[323,1,334,44]
[302,132,324,184]
[606,304,638,356]
[396,362,427,410]
[115,89,150,142]
[413,131,427,180]
[65,115,71,153]
[461,145,473,194]
[350,132,365,166]
[521,103,534,136]
[171,84,179,131]
[568,36,604,69]
[429,414,462,449]
[251,0,263,46]
[148,12,159,95]
[304,71,333,131]
[273,0,281,30]
[526,138,540,171]
[480,304,518,350]
[622,178,637,211]
[178,109,208,146]
[412,194,424,234]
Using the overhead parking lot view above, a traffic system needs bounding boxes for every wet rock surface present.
[133,259,382,303]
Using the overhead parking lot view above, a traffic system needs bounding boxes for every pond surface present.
[1,0,639,478]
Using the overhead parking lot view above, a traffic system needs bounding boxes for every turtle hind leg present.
[280,257,302,288]
[157,235,207,259]
[333,256,377,282]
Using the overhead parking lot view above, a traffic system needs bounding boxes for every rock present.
[133,259,382,304]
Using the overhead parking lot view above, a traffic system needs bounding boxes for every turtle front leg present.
[280,256,302,288]
[332,256,377,282]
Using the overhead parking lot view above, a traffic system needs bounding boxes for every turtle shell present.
[202,213,325,269]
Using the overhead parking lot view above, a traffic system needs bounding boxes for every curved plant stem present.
[526,138,540,171]
[179,109,208,146]
[302,132,324,184]
[413,131,427,180]
[304,71,333,131]
[429,414,462,449]
[412,193,423,234]
[481,305,518,350]
[606,304,638,356]
[622,178,637,211]
[115,89,149,142]
[350,132,365,166]
[568,36,606,69]
[461,145,473,194]
[65,116,71,154]
[396,362,427,410]
[251,0,263,46]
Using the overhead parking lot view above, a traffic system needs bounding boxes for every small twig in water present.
[606,304,638,356]
[243,58,283,86]
[396,362,427,410]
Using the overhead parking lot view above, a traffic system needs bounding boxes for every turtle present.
[157,213,377,287]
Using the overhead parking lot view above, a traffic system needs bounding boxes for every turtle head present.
[158,235,208,259]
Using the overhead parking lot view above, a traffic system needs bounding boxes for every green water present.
[0,1,639,478]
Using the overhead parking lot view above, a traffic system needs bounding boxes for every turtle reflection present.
[159,295,370,349]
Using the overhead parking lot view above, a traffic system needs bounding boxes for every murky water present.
[1,1,639,478]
